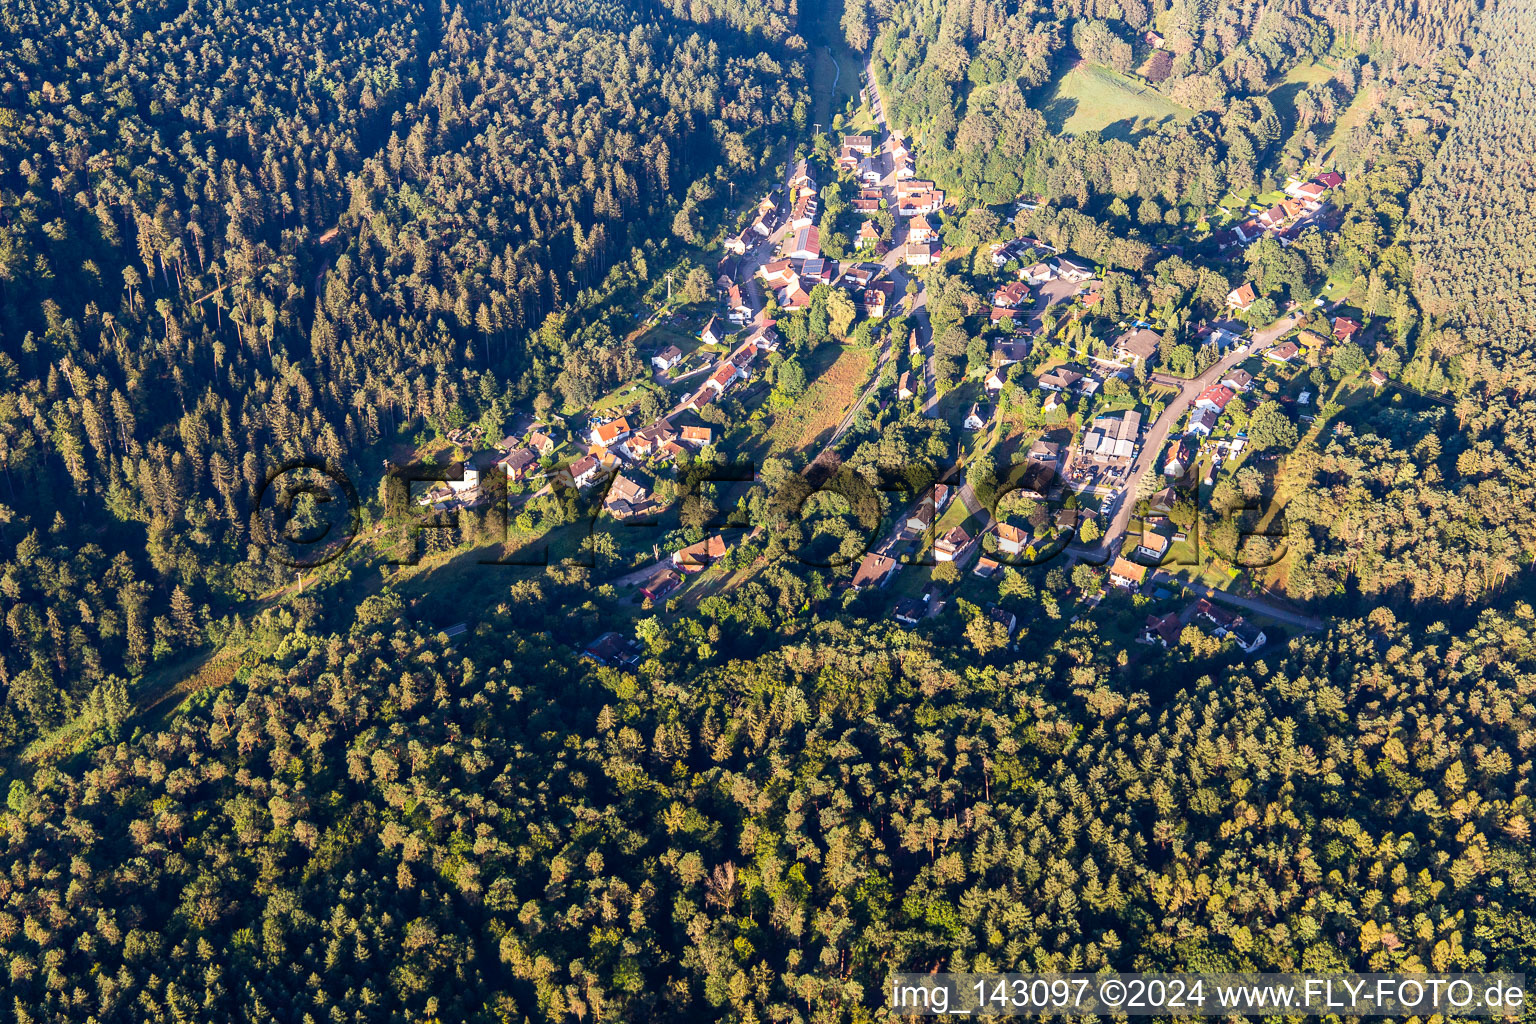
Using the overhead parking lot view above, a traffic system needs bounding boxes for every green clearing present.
[804,0,863,134]
[1038,63,1194,139]
[1319,86,1378,164]
[762,342,875,455]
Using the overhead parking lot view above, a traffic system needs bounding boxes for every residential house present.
[652,345,683,372]
[529,430,556,456]
[1029,439,1061,465]
[934,525,971,562]
[623,420,676,460]
[1136,518,1173,562]
[892,597,927,625]
[498,447,540,482]
[902,240,937,266]
[1227,282,1258,311]
[857,221,880,248]
[1332,315,1362,341]
[1149,486,1179,514]
[672,534,729,572]
[1199,318,1248,349]
[1222,368,1253,392]
[706,360,743,395]
[834,146,861,173]
[800,258,832,285]
[582,632,641,668]
[726,285,751,322]
[963,403,988,430]
[590,417,631,448]
[686,387,715,412]
[842,263,877,288]
[908,215,935,243]
[1195,384,1235,414]
[988,605,1019,638]
[860,282,891,317]
[991,338,1030,367]
[858,157,882,186]
[1144,30,1165,47]
[1232,219,1264,244]
[1114,327,1161,365]
[1265,341,1301,364]
[1020,261,1055,285]
[569,454,601,488]
[779,278,812,309]
[1370,369,1388,387]
[757,259,797,290]
[700,316,726,346]
[1316,170,1344,189]
[1141,612,1181,648]
[993,280,1029,308]
[974,556,1001,578]
[1037,365,1085,392]
[1285,179,1327,202]
[786,225,820,260]
[898,372,915,401]
[680,425,713,448]
[641,568,681,603]
[984,366,1008,396]
[788,158,813,189]
[851,551,899,590]
[989,305,1021,325]
[1053,256,1094,282]
[1109,556,1147,589]
[896,191,944,217]
[789,195,817,227]
[1229,618,1267,653]
[1187,407,1220,437]
[905,500,934,534]
[843,134,873,154]
[1013,461,1055,500]
[1042,391,1066,415]
[1194,598,1235,630]
[1164,436,1197,477]
[995,521,1029,556]
[604,473,651,520]
[723,229,751,256]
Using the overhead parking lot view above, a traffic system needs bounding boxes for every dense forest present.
[3,0,1536,1019]
[0,0,803,749]
[5,594,1536,1022]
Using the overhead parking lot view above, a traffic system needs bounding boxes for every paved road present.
[863,55,936,415]
[1087,314,1300,563]
[1153,571,1323,630]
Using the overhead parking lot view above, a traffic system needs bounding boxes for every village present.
[385,64,1377,670]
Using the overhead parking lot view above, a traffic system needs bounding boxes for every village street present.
[1084,315,1298,564]
[862,56,937,415]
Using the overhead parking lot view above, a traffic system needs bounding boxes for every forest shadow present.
[1101,113,1180,142]
[1039,95,1080,134]
[1269,80,1307,130]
